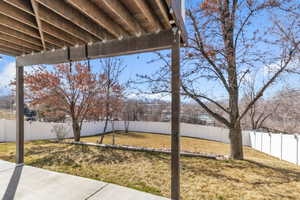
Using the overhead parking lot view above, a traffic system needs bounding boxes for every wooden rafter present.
[3,0,34,16]
[43,34,65,49]
[31,0,46,50]
[0,46,22,56]
[92,0,145,37]
[36,4,98,43]
[154,0,172,29]
[0,0,187,56]
[0,1,36,29]
[65,0,125,39]
[41,22,83,46]
[0,32,41,51]
[131,0,162,33]
[3,0,79,47]
[37,0,110,41]
[0,25,42,47]
[0,14,40,39]
[0,40,31,54]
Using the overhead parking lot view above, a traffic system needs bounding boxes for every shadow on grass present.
[245,159,300,181]
[116,132,148,139]
[181,158,300,187]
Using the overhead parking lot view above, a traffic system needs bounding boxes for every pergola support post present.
[16,65,24,164]
[171,27,181,200]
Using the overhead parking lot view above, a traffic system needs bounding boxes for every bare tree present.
[97,58,125,144]
[241,72,278,130]
[137,0,300,159]
[268,88,300,133]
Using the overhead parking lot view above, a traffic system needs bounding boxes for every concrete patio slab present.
[0,160,15,173]
[0,160,169,200]
[89,184,169,200]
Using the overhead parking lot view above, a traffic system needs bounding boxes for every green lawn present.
[0,132,299,200]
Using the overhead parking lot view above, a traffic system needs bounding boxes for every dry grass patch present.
[0,133,299,200]
[0,110,15,120]
[80,132,273,159]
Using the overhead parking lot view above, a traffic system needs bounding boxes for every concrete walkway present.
[0,160,169,200]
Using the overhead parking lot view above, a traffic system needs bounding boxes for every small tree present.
[97,58,125,143]
[24,63,103,142]
[122,101,131,133]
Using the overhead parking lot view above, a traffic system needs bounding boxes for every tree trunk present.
[98,117,108,144]
[72,120,81,142]
[229,123,243,159]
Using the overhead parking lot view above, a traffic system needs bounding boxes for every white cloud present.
[0,62,16,91]
[127,93,171,101]
[264,59,299,76]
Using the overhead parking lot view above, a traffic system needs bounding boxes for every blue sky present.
[0,0,299,100]
[0,1,194,97]
[0,51,167,96]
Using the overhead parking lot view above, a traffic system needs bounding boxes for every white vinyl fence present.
[0,120,251,145]
[250,131,300,165]
[114,121,252,146]
[0,119,112,142]
[0,120,299,166]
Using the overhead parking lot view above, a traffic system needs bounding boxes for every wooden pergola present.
[0,0,187,199]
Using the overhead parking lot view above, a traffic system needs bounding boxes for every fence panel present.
[270,133,281,159]
[282,134,298,164]
[254,132,262,151]
[261,133,271,154]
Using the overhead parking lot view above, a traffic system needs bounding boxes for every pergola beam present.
[16,30,173,66]
[31,0,46,50]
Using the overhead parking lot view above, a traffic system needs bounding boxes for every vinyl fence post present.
[269,133,272,154]
[254,131,256,149]
[295,134,299,165]
[280,133,283,160]
[261,132,263,152]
